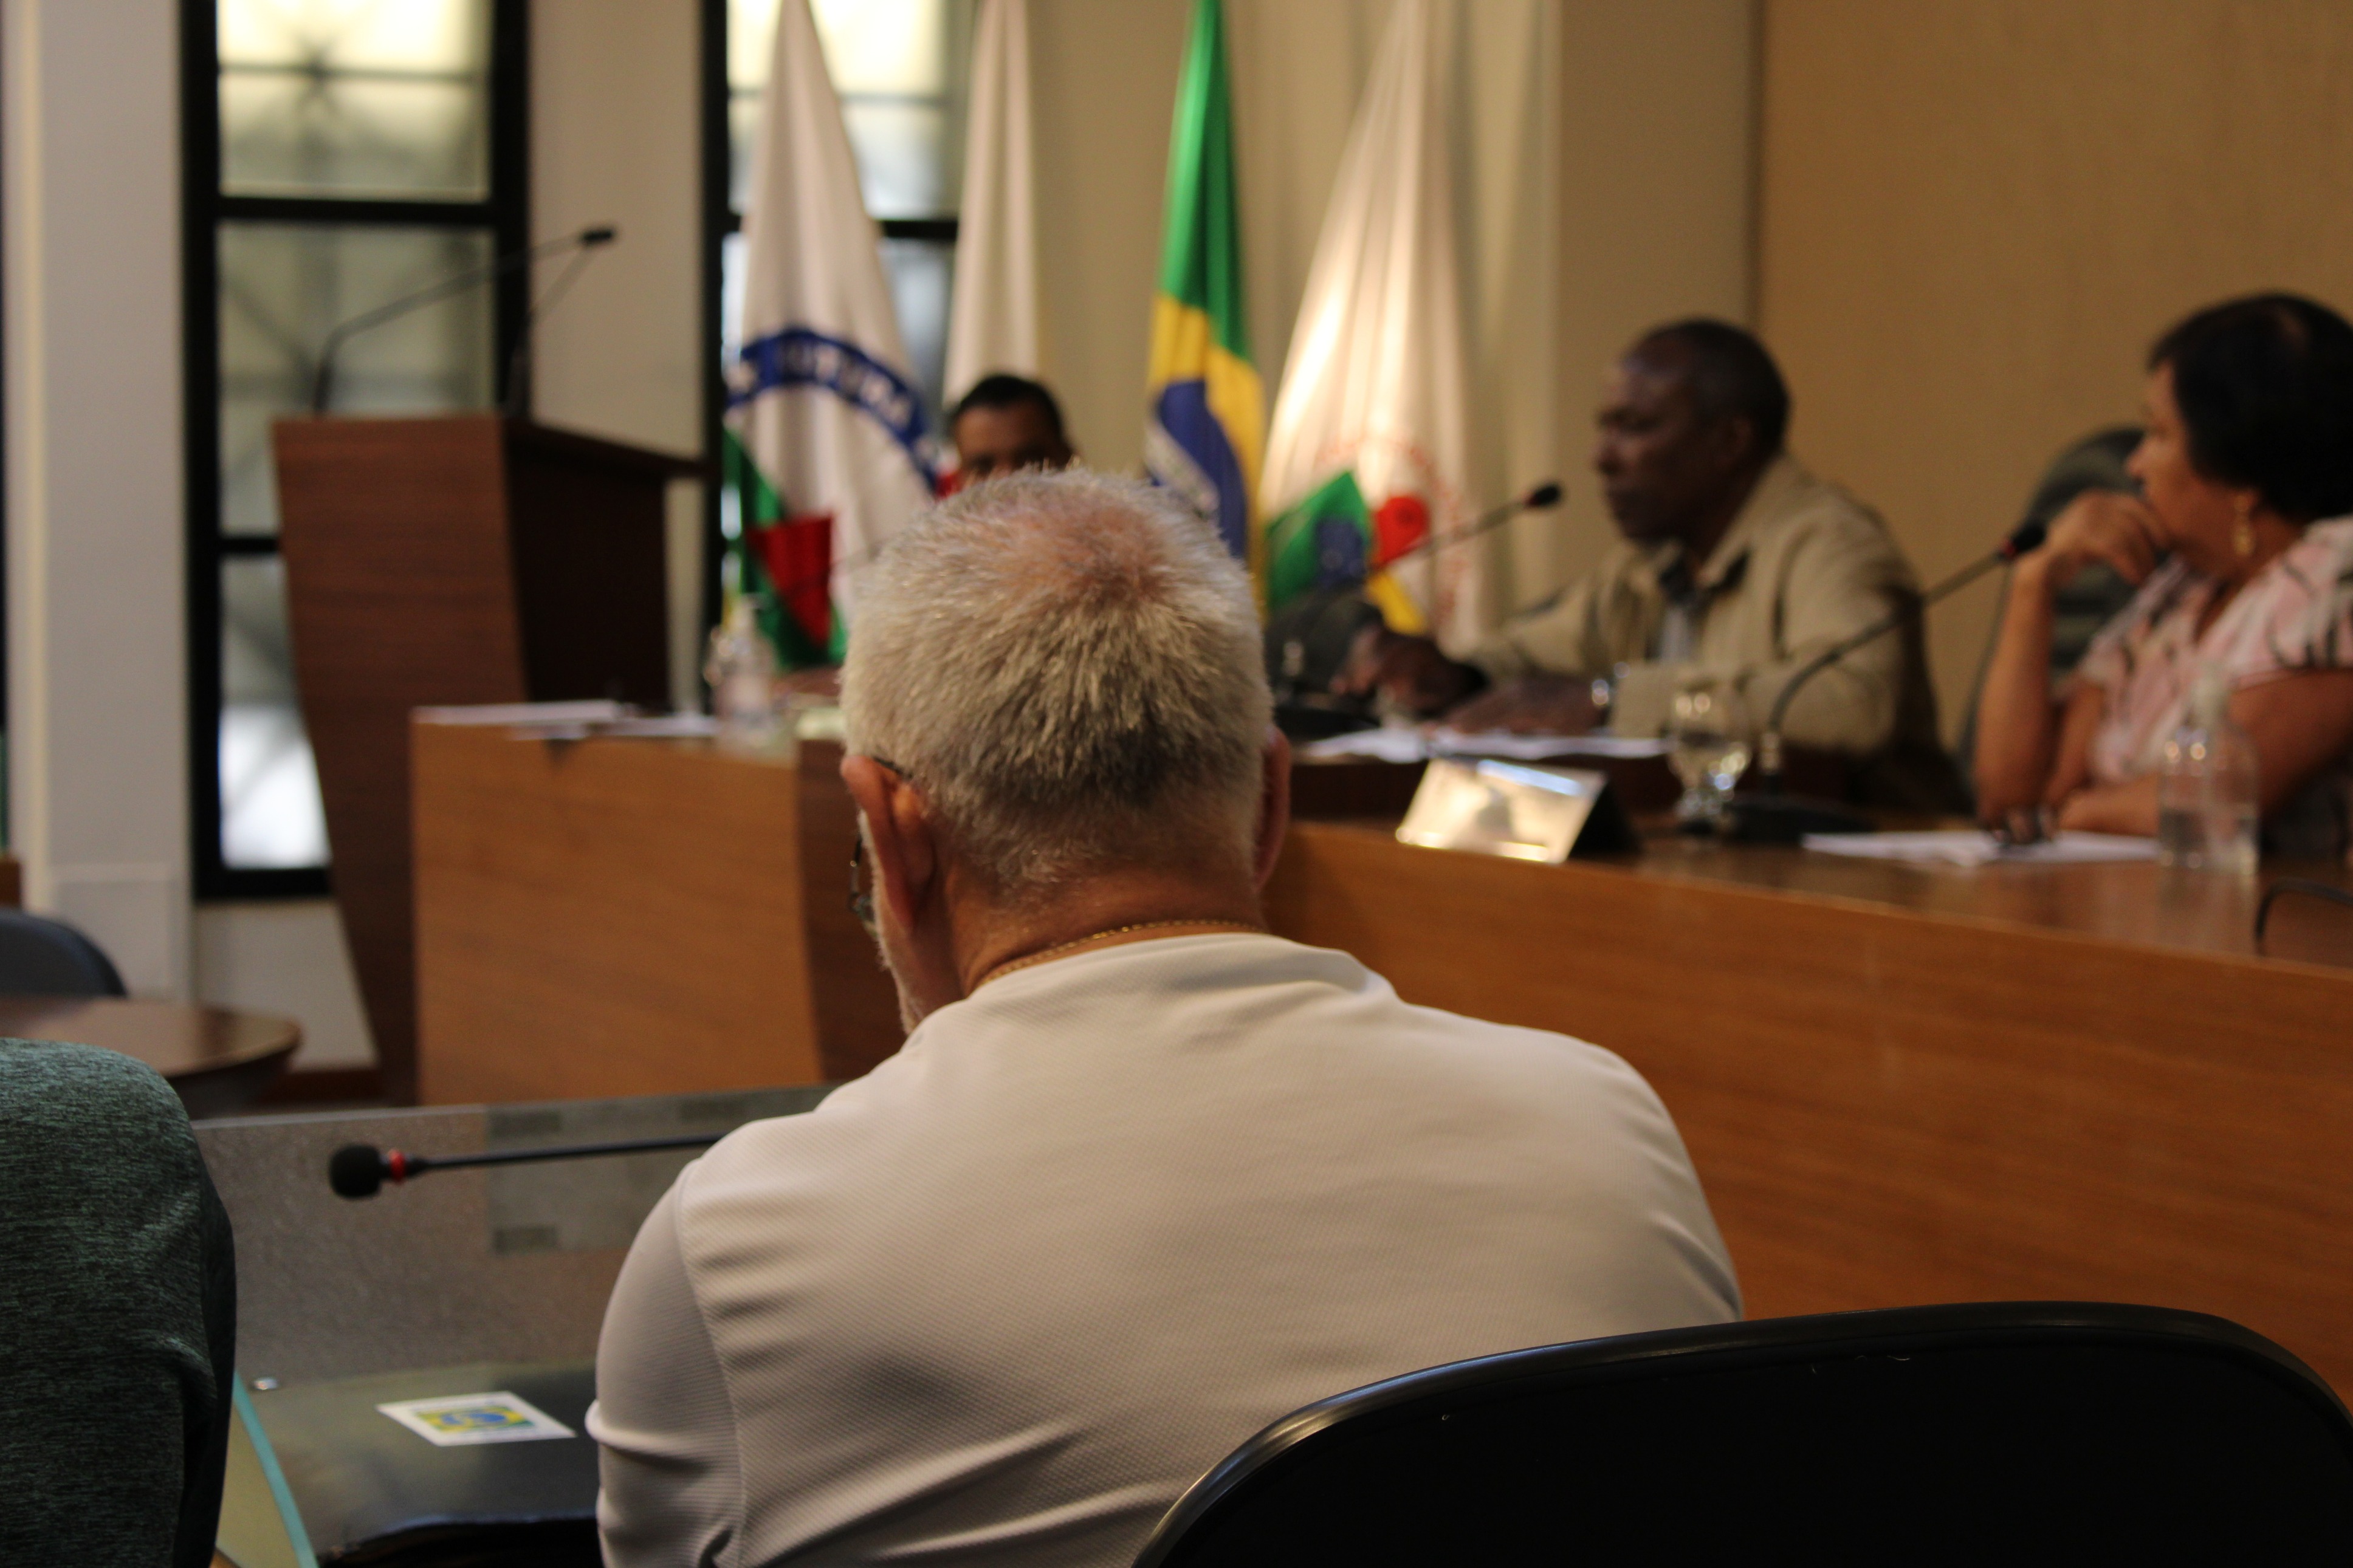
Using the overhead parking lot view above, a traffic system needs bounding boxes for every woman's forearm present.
[1972,560,2063,815]
[2054,775,2160,837]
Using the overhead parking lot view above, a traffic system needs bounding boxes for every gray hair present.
[840,470,1272,900]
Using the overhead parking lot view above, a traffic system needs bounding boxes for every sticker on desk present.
[376,1391,575,1446]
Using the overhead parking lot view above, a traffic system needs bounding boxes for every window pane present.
[842,101,950,219]
[729,0,967,219]
[221,556,329,869]
[812,0,945,94]
[219,222,495,536]
[221,0,492,200]
[881,236,953,414]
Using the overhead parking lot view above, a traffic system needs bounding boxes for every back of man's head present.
[1633,318,1792,460]
[842,471,1271,901]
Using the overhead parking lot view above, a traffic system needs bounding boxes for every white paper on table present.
[1799,830,2160,868]
[596,714,720,739]
[1297,727,1432,764]
[1434,730,1672,761]
[1297,728,1672,765]
[414,700,630,727]
[376,1391,576,1446]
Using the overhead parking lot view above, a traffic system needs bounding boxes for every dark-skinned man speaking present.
[1345,318,1951,805]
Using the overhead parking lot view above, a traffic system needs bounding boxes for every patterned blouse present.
[2075,516,2353,859]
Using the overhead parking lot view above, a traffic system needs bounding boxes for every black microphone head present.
[329,1143,386,1200]
[1522,481,1564,510]
[579,225,619,247]
[2002,518,2050,560]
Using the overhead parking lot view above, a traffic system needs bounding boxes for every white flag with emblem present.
[942,0,1040,406]
[1257,0,1483,651]
[729,0,939,642]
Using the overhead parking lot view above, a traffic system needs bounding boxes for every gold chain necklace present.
[975,919,1265,989]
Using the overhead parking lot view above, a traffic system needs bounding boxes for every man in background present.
[947,372,1076,485]
[592,471,1739,1567]
[1349,320,1950,803]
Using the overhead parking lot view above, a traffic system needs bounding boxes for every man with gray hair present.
[591,472,1739,1567]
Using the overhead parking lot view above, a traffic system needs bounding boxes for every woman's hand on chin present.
[2031,490,2165,589]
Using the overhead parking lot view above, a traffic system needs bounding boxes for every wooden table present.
[0,996,300,1117]
[1263,817,2353,1395]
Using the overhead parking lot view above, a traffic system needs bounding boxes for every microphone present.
[309,224,619,415]
[328,1129,720,1200]
[1727,516,2049,843]
[1266,482,1562,736]
[503,225,622,418]
[1374,481,1563,573]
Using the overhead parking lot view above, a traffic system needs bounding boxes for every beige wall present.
[1026,0,1192,471]
[532,0,709,716]
[1759,0,2353,744]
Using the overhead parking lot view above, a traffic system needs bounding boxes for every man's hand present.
[1336,627,1485,717]
[1443,676,1603,736]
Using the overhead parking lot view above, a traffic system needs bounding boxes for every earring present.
[2232,498,2256,559]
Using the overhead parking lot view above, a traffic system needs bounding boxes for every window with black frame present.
[184,0,526,897]
[708,0,969,563]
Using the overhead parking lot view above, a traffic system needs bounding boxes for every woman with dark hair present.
[1974,293,2353,858]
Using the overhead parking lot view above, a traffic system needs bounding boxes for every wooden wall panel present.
[1265,822,2353,1395]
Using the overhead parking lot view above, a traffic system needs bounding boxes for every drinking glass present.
[1669,676,1752,830]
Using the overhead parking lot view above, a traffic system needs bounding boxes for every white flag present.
[1258,0,1482,651]
[942,0,1040,406]
[729,0,939,632]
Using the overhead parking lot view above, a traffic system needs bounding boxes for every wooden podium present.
[274,415,702,1103]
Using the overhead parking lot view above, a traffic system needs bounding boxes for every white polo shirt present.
[591,933,1739,1567]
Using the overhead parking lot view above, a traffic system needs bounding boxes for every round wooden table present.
[0,995,301,1117]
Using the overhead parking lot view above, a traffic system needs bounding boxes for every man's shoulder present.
[1755,457,1891,538]
[1748,459,1909,578]
[674,942,1663,1186]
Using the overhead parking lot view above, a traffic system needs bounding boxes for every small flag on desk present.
[1263,471,1433,636]
[1144,0,1264,570]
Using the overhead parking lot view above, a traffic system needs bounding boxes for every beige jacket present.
[1471,457,1951,801]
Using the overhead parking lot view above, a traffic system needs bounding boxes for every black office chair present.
[1133,1303,2353,1565]
[0,908,127,996]
[1956,426,2148,793]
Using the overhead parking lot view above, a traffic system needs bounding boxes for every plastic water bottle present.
[2156,666,2258,874]
[704,597,783,754]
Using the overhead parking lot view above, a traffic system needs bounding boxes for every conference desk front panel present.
[411,736,2353,1395]
[1265,818,2353,1397]
[411,722,902,1105]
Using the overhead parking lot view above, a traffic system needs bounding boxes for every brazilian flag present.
[1144,0,1263,571]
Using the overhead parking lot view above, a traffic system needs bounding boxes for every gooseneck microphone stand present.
[1727,519,2049,844]
[329,1133,721,1200]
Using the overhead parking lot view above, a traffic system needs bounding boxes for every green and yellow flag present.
[1144,0,1264,571]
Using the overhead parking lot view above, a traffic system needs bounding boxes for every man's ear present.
[1710,413,1758,473]
[842,755,938,930]
[1252,727,1293,891]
